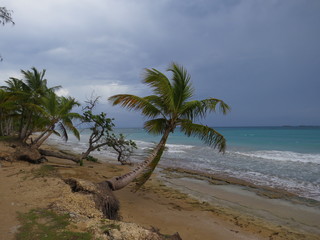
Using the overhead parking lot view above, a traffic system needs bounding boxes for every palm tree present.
[31,92,81,149]
[3,67,61,141]
[107,62,230,191]
[0,89,16,136]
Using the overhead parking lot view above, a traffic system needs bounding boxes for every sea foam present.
[234,150,320,164]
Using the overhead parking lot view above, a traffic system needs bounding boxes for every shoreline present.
[47,129,320,203]
[160,167,320,206]
[157,169,320,236]
[1,140,320,239]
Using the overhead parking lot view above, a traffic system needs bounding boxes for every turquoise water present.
[113,126,320,153]
[49,126,320,201]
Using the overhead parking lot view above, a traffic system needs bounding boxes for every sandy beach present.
[0,140,319,240]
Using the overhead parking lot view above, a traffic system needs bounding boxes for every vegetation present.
[16,208,92,240]
[80,97,115,160]
[0,67,136,166]
[0,67,80,148]
[0,6,14,25]
[80,96,136,165]
[0,6,14,61]
[106,133,137,165]
[1,63,229,193]
[31,165,58,178]
[107,62,230,191]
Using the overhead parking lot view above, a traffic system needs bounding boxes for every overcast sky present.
[1,0,319,127]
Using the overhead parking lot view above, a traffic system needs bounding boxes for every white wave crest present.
[165,144,194,153]
[235,150,320,164]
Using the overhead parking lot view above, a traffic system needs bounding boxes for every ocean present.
[48,126,320,202]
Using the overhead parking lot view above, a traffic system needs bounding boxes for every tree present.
[0,7,14,25]
[106,133,137,165]
[1,6,14,61]
[80,96,137,165]
[30,92,81,149]
[81,112,114,160]
[0,89,16,136]
[3,67,61,141]
[106,62,230,191]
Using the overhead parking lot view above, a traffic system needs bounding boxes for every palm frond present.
[56,122,68,141]
[168,63,194,110]
[180,98,230,121]
[143,118,167,135]
[142,68,174,109]
[109,94,162,118]
[201,98,231,114]
[61,118,80,140]
[179,100,206,120]
[180,120,226,152]
[52,129,61,137]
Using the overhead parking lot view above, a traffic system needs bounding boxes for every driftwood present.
[39,149,80,163]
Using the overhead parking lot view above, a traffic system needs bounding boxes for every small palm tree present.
[107,63,230,191]
[31,92,81,149]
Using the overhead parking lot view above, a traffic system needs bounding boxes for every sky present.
[1,0,320,127]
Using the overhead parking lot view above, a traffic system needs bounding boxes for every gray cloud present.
[1,0,320,127]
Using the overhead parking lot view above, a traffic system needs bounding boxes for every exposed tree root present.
[64,178,120,220]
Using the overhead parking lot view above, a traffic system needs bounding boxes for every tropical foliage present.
[1,6,14,61]
[107,62,230,191]
[0,67,80,148]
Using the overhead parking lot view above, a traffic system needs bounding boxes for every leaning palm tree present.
[107,62,230,191]
[31,92,81,149]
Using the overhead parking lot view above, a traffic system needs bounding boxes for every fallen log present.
[39,149,80,163]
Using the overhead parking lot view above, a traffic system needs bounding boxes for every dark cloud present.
[1,0,319,127]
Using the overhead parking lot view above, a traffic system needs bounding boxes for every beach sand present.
[0,141,319,240]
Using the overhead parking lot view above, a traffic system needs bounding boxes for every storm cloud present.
[1,0,319,127]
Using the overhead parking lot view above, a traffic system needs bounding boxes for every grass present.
[0,136,18,141]
[99,222,121,234]
[86,155,99,163]
[31,165,58,178]
[16,208,93,240]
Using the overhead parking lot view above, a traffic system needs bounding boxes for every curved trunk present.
[32,124,54,145]
[81,141,109,160]
[31,131,53,149]
[81,147,94,160]
[105,128,171,191]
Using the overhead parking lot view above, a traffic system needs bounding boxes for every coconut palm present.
[0,89,16,136]
[3,67,61,141]
[107,62,230,191]
[31,92,81,149]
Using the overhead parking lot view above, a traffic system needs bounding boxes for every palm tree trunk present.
[20,112,32,141]
[31,131,53,149]
[32,123,55,145]
[105,127,171,191]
